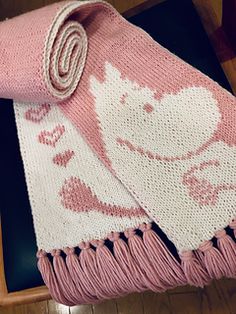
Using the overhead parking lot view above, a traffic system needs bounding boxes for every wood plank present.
[70,304,93,314]
[0,301,48,314]
[122,0,165,18]
[0,285,50,307]
[169,291,201,314]
[193,0,236,94]
[116,293,144,314]
[0,0,46,20]
[199,280,231,314]
[113,0,146,14]
[0,286,50,307]
[105,0,115,8]
[47,300,70,314]
[143,291,171,314]
[0,305,26,314]
[221,58,236,95]
[93,299,117,314]
[214,278,236,314]
[0,0,143,19]
[25,301,48,314]
[193,0,220,34]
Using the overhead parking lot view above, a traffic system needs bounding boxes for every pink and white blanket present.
[0,0,236,305]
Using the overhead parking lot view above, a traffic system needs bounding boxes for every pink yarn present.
[51,249,82,305]
[108,232,147,291]
[199,241,230,279]
[37,224,236,304]
[78,242,108,300]
[140,223,186,288]
[215,230,236,277]
[64,247,99,304]
[180,251,211,287]
[125,228,166,292]
[37,250,72,306]
[92,239,132,297]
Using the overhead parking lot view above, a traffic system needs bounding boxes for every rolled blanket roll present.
[0,1,87,103]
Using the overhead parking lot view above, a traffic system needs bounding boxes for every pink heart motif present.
[183,160,236,206]
[25,104,51,123]
[38,124,65,147]
[60,176,146,217]
[53,150,75,167]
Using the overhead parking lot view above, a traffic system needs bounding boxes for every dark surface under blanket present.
[0,0,232,292]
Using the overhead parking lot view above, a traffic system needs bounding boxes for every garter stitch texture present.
[1,0,236,306]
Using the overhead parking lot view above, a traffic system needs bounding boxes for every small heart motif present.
[183,161,219,205]
[38,124,65,147]
[53,150,75,167]
[187,178,218,206]
[183,160,236,206]
[25,104,50,123]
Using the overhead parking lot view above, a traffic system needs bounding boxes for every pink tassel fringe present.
[180,250,211,287]
[78,242,108,300]
[140,223,186,288]
[92,239,133,297]
[124,228,166,292]
[51,249,83,305]
[37,250,73,306]
[37,220,236,306]
[198,240,230,279]
[64,247,99,304]
[215,229,236,277]
[108,232,147,291]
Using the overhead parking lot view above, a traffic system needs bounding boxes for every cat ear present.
[104,62,122,83]
[89,75,103,97]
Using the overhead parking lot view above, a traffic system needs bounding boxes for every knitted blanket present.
[1,0,236,305]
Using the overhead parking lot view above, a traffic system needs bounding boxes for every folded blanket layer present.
[0,1,87,103]
[1,0,236,306]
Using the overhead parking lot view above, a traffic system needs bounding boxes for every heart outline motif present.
[25,104,51,123]
[53,150,75,167]
[38,124,65,147]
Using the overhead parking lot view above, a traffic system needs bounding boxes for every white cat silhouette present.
[90,62,220,160]
[90,62,236,251]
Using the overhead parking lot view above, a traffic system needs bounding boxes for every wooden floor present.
[0,0,236,313]
[1,279,236,314]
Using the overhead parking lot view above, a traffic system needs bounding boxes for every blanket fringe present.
[91,239,133,296]
[64,247,98,304]
[37,221,236,305]
[198,240,230,279]
[51,249,83,305]
[180,250,210,287]
[108,232,147,291]
[78,242,108,300]
[215,230,236,277]
[124,228,166,292]
[37,250,73,306]
[140,223,186,288]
